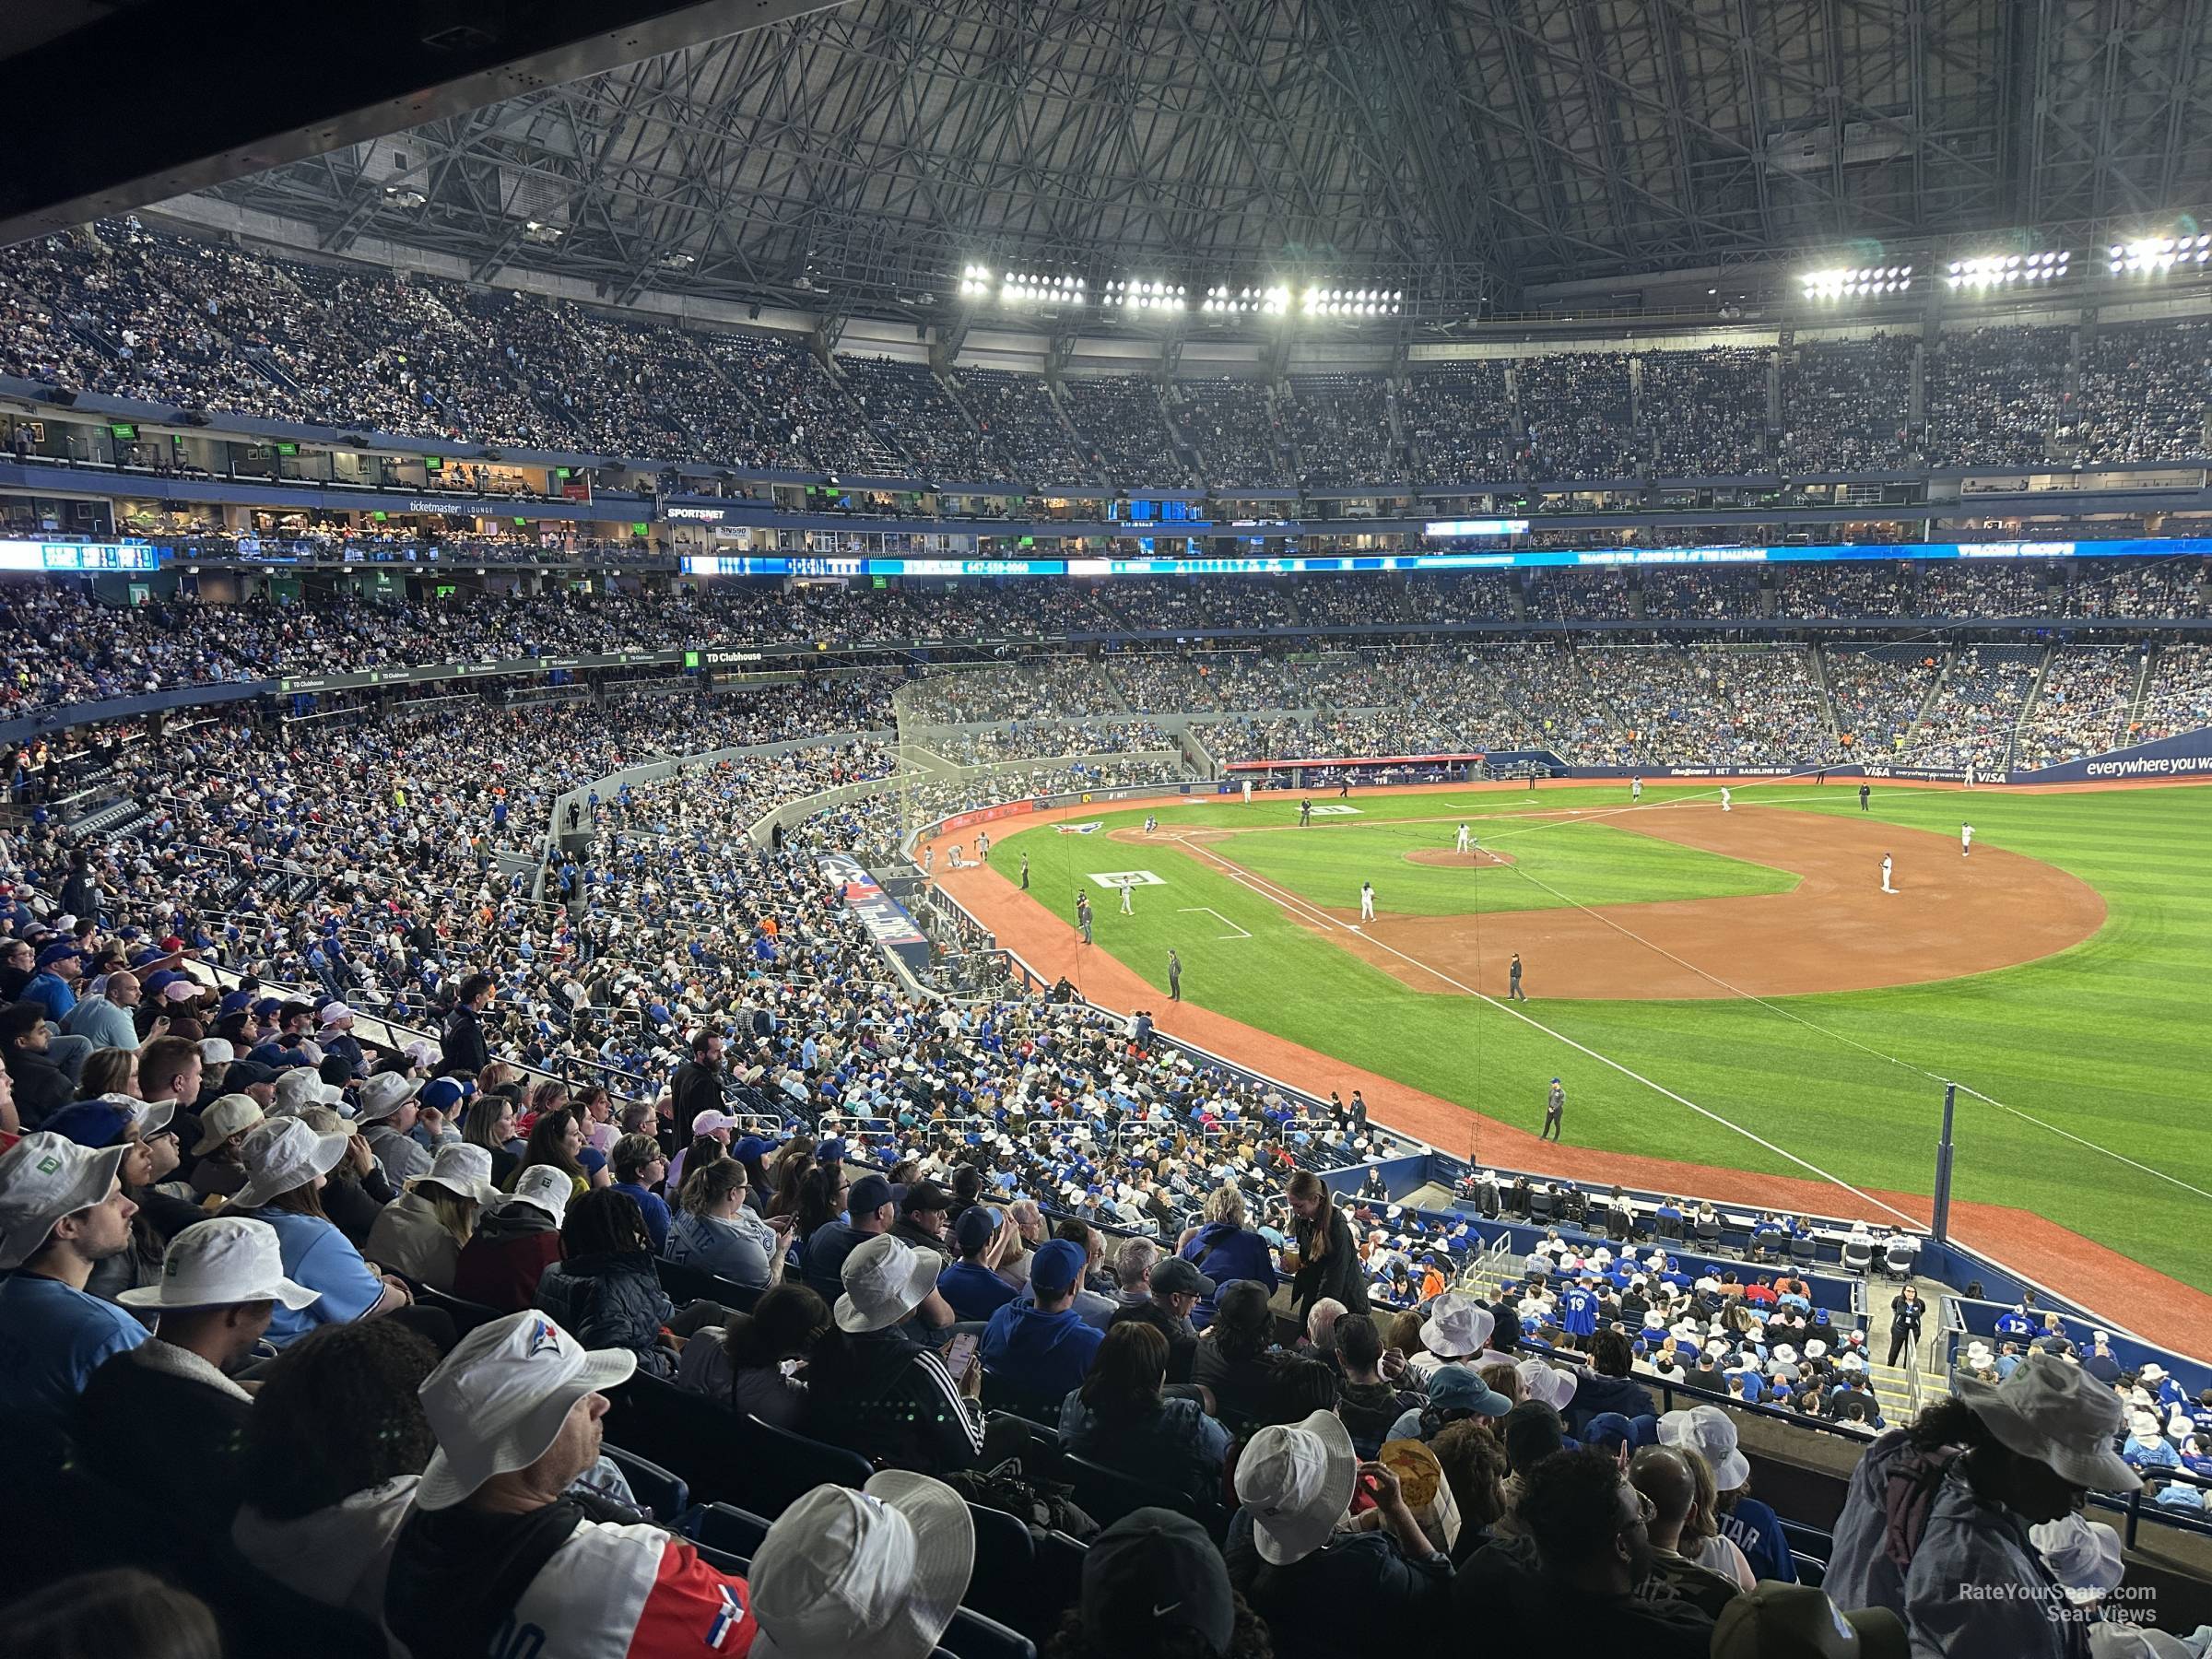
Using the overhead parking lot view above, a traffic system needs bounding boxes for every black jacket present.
[668,1058,724,1127]
[1110,1298,1199,1384]
[1223,1507,1453,1659]
[804,1324,987,1476]
[534,1249,677,1379]
[4,1044,75,1128]
[1453,1534,1713,1659]
[439,1003,491,1076]
[1290,1206,1369,1316]
[77,1343,253,1529]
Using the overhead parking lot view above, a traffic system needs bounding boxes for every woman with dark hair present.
[460,1087,524,1186]
[1058,1322,1230,1500]
[503,1105,590,1202]
[1429,1420,1510,1566]
[229,1321,441,1627]
[532,1188,724,1380]
[674,1281,830,1425]
[1284,1170,1366,1320]
[763,1136,815,1215]
[793,1161,851,1245]
[0,1568,222,1659]
[1192,1279,1286,1423]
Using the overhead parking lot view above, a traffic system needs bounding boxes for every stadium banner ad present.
[2009,724,2212,783]
[817,853,932,976]
[681,535,2212,581]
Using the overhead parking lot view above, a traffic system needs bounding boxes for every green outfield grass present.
[989,783,2212,1289]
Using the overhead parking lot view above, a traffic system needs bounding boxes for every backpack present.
[1880,1442,1964,1574]
[943,1457,1100,1541]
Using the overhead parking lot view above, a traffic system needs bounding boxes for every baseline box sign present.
[818,853,931,974]
[2013,724,2212,783]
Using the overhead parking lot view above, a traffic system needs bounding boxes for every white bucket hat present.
[192,1093,265,1158]
[1805,1340,1829,1360]
[503,1163,573,1223]
[1517,1358,1578,1411]
[273,1069,345,1117]
[88,1092,175,1141]
[230,1116,357,1209]
[2030,1515,2125,1604]
[1772,1345,1799,1365]
[0,1133,128,1271]
[749,1474,976,1659]
[358,1071,424,1124]
[1420,1291,1495,1358]
[2128,1411,2165,1441]
[415,1312,636,1511]
[417,1142,500,1206]
[836,1233,941,1334]
[1659,1405,1752,1490]
[2140,1364,2168,1382]
[1957,1351,2139,1493]
[117,1217,320,1312]
[1235,1408,1358,1566]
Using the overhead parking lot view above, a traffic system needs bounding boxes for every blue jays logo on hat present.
[526,1318,564,1359]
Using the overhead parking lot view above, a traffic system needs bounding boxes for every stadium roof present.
[196,0,2212,320]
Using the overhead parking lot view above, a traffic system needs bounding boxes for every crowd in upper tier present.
[9,218,2212,489]
[2,554,2205,717]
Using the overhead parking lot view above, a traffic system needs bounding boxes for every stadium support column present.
[1930,1082,1957,1243]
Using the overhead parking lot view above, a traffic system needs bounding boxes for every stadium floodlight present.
[1946,251,2069,289]
[1801,265,1912,300]
[2109,234,2212,275]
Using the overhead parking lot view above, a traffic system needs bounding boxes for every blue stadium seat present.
[690,1502,774,1559]
[604,1445,689,1523]
[940,1604,1039,1659]
[960,1500,1036,1631]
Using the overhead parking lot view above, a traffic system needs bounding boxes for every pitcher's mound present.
[1405,848,1518,869]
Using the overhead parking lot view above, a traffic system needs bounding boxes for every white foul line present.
[1169,831,1924,1227]
[1178,905,1252,940]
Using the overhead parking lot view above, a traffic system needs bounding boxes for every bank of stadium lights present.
[1801,265,1911,300]
[1946,251,2069,289]
[1302,287,1402,318]
[1202,285,1290,315]
[1102,278,1185,312]
[2109,234,2212,275]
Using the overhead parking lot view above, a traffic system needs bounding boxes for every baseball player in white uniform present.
[1455,823,1471,853]
[1631,777,1643,802]
[1119,879,1134,914]
[1241,778,1253,805]
[1359,881,1376,921]
[1960,824,1974,857]
[1881,853,1895,893]
[1721,787,1733,812]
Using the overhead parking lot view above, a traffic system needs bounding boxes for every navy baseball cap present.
[847,1174,895,1216]
[420,1077,470,1114]
[954,1206,1001,1253]
[732,1135,771,1161]
[1030,1239,1087,1297]
[218,990,253,1017]
[35,943,83,969]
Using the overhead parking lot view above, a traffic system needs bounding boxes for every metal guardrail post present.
[1931,1081,1957,1243]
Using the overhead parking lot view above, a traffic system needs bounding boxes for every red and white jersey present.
[502,1521,756,1658]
